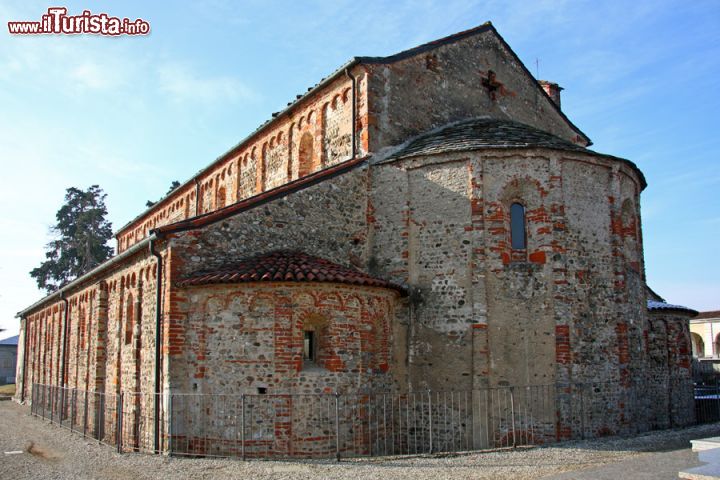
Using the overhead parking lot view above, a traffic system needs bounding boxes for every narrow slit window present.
[510,203,526,250]
[303,331,316,362]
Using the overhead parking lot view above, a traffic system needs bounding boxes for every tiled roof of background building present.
[0,335,19,346]
[695,310,720,320]
[178,251,406,294]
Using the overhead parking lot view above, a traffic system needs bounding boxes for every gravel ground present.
[1,399,717,480]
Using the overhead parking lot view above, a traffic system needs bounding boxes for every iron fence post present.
[168,393,173,456]
[369,394,373,457]
[50,385,55,425]
[59,387,64,428]
[240,394,245,461]
[580,383,585,440]
[83,390,88,438]
[509,387,516,448]
[99,393,104,444]
[117,392,124,454]
[427,390,433,454]
[93,393,97,440]
[335,392,341,462]
[71,389,77,432]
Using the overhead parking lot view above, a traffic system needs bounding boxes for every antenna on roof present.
[535,58,540,79]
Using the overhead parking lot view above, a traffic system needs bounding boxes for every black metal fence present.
[30,385,161,453]
[695,384,720,423]
[30,378,698,460]
[692,359,720,382]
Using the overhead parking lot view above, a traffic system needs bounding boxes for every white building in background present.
[0,335,18,385]
[690,311,720,359]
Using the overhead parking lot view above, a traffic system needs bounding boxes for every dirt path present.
[0,399,716,479]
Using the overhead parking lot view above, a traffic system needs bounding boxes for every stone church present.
[15,23,695,457]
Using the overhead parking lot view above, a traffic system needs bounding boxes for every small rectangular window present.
[303,331,315,362]
[510,203,527,250]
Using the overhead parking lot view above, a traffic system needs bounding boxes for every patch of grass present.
[0,384,16,396]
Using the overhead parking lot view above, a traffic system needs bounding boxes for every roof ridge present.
[357,22,494,64]
[177,250,407,294]
[385,116,586,160]
[359,22,590,146]
[377,116,645,189]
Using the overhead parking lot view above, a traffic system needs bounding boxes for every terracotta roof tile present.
[695,310,720,320]
[177,251,406,294]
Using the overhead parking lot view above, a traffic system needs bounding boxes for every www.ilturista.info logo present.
[8,7,150,36]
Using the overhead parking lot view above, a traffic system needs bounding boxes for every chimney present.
[538,80,563,109]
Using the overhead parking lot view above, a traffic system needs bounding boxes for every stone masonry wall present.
[365,28,587,155]
[647,311,695,428]
[368,147,658,442]
[167,282,398,457]
[165,164,407,385]
[175,282,397,394]
[168,165,371,278]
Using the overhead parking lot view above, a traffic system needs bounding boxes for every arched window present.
[691,332,705,358]
[216,186,226,209]
[298,132,314,177]
[258,145,267,193]
[125,294,134,345]
[510,203,526,250]
[79,307,87,350]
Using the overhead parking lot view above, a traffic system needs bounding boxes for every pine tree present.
[145,180,181,208]
[30,185,114,292]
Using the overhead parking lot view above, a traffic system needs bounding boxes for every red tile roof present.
[695,310,720,320]
[177,251,406,294]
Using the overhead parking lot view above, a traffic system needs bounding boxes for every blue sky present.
[0,0,718,337]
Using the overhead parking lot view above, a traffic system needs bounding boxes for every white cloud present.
[74,142,166,180]
[157,63,257,104]
[70,61,126,90]
[0,33,141,97]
